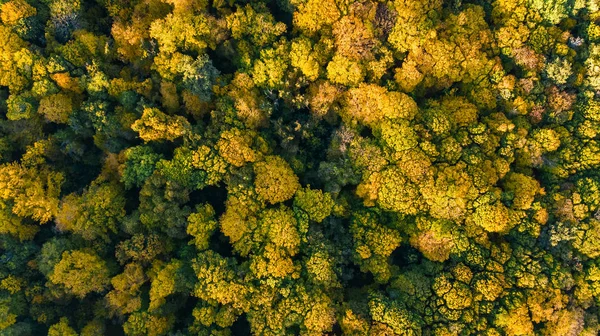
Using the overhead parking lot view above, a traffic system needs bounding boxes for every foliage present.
[1,0,600,334]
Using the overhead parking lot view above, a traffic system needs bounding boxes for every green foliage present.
[6,94,36,121]
[293,187,334,223]
[55,180,126,241]
[187,204,218,251]
[121,145,164,189]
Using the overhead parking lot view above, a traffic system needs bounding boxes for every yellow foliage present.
[342,83,418,126]
[293,0,340,34]
[472,203,511,233]
[226,72,269,128]
[290,37,321,81]
[306,81,341,118]
[0,0,36,26]
[0,163,63,224]
[503,173,540,210]
[254,156,300,204]
[495,305,534,336]
[0,205,39,241]
[149,13,211,54]
[49,250,111,298]
[182,90,207,117]
[332,15,376,60]
[0,25,31,92]
[420,163,479,221]
[131,107,190,142]
[356,171,381,207]
[395,60,424,93]
[38,93,73,124]
[0,275,24,294]
[326,54,365,87]
[260,206,300,255]
[251,42,290,89]
[109,77,153,99]
[216,128,258,167]
[160,81,179,112]
[50,72,83,93]
[409,217,455,262]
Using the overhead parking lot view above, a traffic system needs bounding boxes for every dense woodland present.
[1,0,600,335]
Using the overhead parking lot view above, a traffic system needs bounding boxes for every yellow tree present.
[131,107,191,142]
[49,249,111,298]
[253,156,300,204]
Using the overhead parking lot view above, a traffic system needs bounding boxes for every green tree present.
[55,179,126,241]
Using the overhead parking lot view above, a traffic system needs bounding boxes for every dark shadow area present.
[285,325,301,335]
[265,0,293,28]
[391,244,422,268]
[172,295,199,332]
[209,231,235,259]
[345,263,375,288]
[208,44,239,76]
[327,322,343,335]
[231,313,251,335]
[188,184,228,216]
[105,322,126,336]
[124,187,141,215]
[359,126,373,139]
[59,161,103,195]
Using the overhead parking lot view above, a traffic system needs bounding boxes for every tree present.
[6,93,36,121]
[48,0,82,42]
[105,263,146,316]
[471,202,512,233]
[55,179,126,241]
[293,187,334,223]
[49,249,111,298]
[131,107,191,142]
[227,4,287,48]
[375,166,423,215]
[121,145,164,189]
[148,259,192,311]
[368,292,422,335]
[123,312,174,336]
[253,156,300,204]
[326,54,365,87]
[115,234,167,265]
[149,12,211,55]
[495,304,534,336]
[251,42,291,90]
[0,0,599,334]
[187,204,218,251]
[503,173,540,210]
[350,210,402,283]
[408,216,457,262]
[216,128,259,167]
[290,37,321,81]
[153,52,219,101]
[48,317,77,336]
[0,0,36,26]
[0,163,63,224]
[138,172,192,238]
[293,0,340,35]
[341,83,418,126]
[0,25,32,93]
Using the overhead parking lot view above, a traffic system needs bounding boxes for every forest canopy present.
[1,0,600,335]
